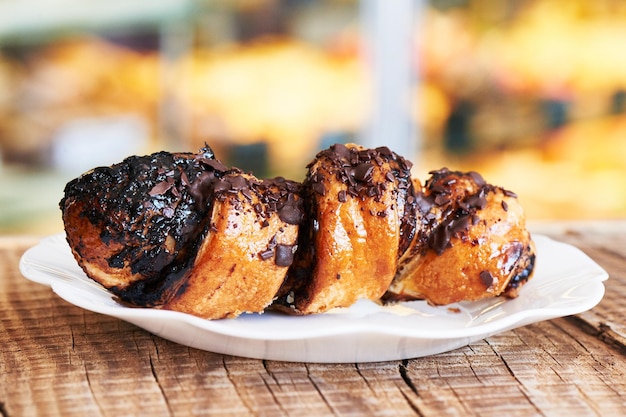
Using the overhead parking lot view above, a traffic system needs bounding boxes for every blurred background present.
[2,0,626,234]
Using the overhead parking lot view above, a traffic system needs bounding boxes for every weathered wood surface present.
[2,222,626,417]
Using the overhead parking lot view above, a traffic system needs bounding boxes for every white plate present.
[20,234,608,363]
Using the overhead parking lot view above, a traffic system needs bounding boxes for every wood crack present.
[573,384,603,416]
[563,316,626,356]
[354,363,375,395]
[68,326,77,366]
[398,360,418,396]
[398,360,425,416]
[222,357,255,415]
[595,322,626,356]
[261,360,288,416]
[262,359,280,387]
[485,339,542,415]
[149,355,173,416]
[83,363,105,417]
[305,363,339,417]
[551,319,626,399]
[399,389,425,417]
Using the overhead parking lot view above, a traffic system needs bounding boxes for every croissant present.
[60,144,535,319]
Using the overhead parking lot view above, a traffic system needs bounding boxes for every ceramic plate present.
[20,234,608,363]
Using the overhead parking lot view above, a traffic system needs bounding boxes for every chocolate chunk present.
[434,194,451,206]
[450,214,471,236]
[503,189,518,198]
[312,181,326,196]
[241,188,253,201]
[213,179,232,193]
[465,193,487,210]
[352,163,374,182]
[479,270,494,288]
[430,225,452,255]
[189,171,216,205]
[430,184,449,195]
[415,193,434,213]
[198,144,216,160]
[179,169,191,187]
[148,179,174,196]
[278,204,302,225]
[467,171,486,186]
[228,175,248,191]
[338,190,347,203]
[375,146,393,157]
[197,158,228,172]
[331,143,351,160]
[275,244,296,267]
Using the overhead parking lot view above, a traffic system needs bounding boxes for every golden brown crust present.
[385,168,535,305]
[163,174,302,318]
[61,145,536,320]
[60,147,303,318]
[273,143,415,314]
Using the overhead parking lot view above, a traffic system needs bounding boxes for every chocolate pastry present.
[60,144,535,320]
[385,168,536,305]
[60,146,303,318]
[163,174,303,318]
[272,143,416,314]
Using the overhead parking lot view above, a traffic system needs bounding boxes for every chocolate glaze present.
[62,143,534,312]
[412,168,518,257]
[274,143,417,310]
[60,146,228,305]
[399,167,535,299]
[505,247,535,292]
[61,145,305,306]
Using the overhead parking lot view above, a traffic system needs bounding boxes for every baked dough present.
[385,168,536,305]
[60,146,535,319]
[60,146,303,318]
[273,143,416,314]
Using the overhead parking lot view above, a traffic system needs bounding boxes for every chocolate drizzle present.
[307,144,413,204]
[60,144,303,306]
[274,143,417,312]
[414,168,519,256]
[61,142,535,314]
[60,145,231,305]
[505,249,535,291]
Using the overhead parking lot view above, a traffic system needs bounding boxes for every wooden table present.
[2,222,626,416]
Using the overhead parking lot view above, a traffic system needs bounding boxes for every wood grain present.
[2,223,626,416]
